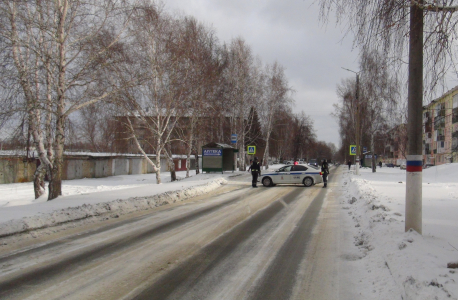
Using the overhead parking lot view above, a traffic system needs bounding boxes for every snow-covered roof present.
[0,150,201,159]
[202,142,235,149]
[0,150,157,158]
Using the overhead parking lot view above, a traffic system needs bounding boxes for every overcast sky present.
[164,0,360,147]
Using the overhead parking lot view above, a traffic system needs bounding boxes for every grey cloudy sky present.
[165,0,360,147]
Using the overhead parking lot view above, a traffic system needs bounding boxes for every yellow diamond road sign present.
[247,146,256,155]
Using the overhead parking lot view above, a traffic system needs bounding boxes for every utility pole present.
[355,73,360,175]
[342,67,361,175]
[405,1,423,234]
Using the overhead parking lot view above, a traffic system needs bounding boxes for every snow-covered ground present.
[0,163,457,299]
[0,171,210,207]
[342,164,458,299]
[0,170,239,237]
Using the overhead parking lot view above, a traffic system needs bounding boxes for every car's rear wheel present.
[262,177,272,187]
[303,177,313,187]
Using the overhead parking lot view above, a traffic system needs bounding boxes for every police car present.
[261,164,323,187]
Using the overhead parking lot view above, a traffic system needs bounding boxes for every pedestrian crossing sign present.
[350,145,356,156]
[247,146,256,155]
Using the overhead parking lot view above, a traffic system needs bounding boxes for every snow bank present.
[341,165,458,299]
[0,178,227,238]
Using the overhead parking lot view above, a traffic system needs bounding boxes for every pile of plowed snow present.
[0,178,227,237]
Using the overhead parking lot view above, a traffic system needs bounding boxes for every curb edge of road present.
[0,178,228,239]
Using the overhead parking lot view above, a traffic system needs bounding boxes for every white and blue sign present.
[247,146,256,155]
[350,145,356,155]
[231,134,237,144]
[203,149,222,156]
[363,147,367,153]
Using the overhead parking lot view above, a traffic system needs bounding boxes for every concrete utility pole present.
[405,2,424,234]
[342,68,361,175]
[355,73,360,175]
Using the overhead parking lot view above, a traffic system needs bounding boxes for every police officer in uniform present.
[321,159,330,188]
[248,157,261,188]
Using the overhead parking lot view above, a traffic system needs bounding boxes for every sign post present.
[231,134,237,171]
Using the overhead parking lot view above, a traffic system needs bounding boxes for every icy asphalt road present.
[0,167,354,300]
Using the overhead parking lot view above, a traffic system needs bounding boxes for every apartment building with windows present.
[423,86,458,165]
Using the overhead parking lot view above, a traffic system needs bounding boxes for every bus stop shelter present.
[202,142,238,173]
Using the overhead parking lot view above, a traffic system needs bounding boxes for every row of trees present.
[333,49,401,170]
[321,0,458,233]
[325,0,458,171]
[0,0,136,199]
[0,1,335,200]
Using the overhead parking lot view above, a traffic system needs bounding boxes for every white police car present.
[261,164,323,187]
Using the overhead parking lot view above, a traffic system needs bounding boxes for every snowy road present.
[0,168,348,300]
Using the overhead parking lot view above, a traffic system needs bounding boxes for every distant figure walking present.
[347,160,352,170]
[379,161,382,168]
[321,159,330,188]
[248,157,261,188]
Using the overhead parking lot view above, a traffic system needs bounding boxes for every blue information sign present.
[203,149,222,156]
[231,134,237,144]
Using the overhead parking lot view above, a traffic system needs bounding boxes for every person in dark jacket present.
[347,160,352,170]
[248,157,261,187]
[321,159,330,188]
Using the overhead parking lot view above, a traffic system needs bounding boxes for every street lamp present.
[342,67,361,175]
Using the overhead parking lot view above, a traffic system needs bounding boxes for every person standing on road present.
[379,161,382,168]
[347,160,352,170]
[248,157,261,188]
[321,159,330,188]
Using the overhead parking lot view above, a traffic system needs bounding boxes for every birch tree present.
[269,110,292,162]
[320,0,458,94]
[260,62,293,168]
[177,17,219,178]
[118,3,189,183]
[333,79,363,164]
[223,38,262,168]
[291,112,316,162]
[0,0,133,199]
[359,49,399,172]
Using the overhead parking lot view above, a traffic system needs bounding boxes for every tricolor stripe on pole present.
[406,156,422,172]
